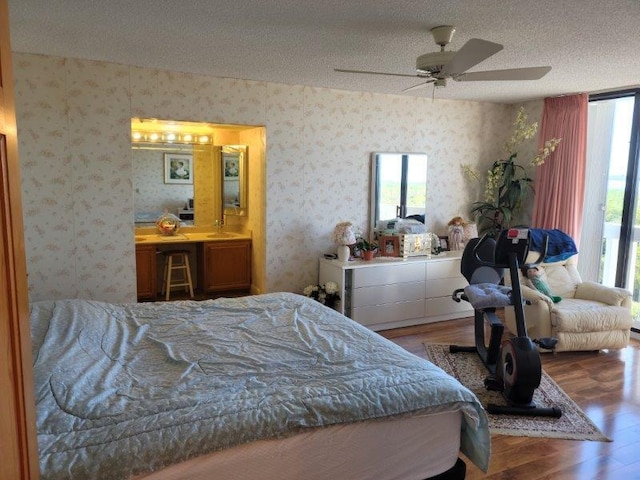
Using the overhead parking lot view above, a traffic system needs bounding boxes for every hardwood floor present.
[379,318,640,480]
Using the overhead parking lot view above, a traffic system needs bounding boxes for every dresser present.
[318,253,473,331]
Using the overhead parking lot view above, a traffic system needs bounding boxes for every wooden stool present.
[161,250,194,300]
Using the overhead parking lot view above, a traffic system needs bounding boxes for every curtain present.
[531,93,588,246]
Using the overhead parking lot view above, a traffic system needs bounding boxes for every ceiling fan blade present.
[402,79,435,92]
[334,68,418,78]
[440,38,503,76]
[455,66,552,81]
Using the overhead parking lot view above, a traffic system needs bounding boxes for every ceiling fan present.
[335,26,551,92]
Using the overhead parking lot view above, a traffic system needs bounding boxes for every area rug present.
[423,343,610,441]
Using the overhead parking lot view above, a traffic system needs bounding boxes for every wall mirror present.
[370,152,428,234]
[222,145,248,217]
[131,118,251,227]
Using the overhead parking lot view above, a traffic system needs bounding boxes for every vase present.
[337,244,350,262]
[362,250,375,261]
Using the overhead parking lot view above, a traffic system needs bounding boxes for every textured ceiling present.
[8,0,640,103]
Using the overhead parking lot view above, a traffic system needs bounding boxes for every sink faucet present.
[214,219,222,233]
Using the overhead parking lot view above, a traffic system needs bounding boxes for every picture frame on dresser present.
[380,235,400,257]
[438,235,450,251]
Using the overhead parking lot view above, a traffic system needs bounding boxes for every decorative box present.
[399,233,433,258]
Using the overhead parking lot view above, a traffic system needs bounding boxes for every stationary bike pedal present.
[534,337,558,350]
[484,375,503,391]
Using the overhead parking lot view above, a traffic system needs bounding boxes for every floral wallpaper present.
[14,52,519,303]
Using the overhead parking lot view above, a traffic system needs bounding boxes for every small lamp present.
[332,221,356,262]
[463,222,478,242]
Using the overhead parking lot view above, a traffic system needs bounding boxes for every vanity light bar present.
[131,131,213,145]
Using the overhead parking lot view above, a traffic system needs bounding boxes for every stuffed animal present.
[447,216,466,251]
[523,266,562,303]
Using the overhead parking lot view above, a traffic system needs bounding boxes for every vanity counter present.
[135,231,252,300]
[134,231,251,244]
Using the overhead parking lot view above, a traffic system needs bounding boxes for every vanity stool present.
[161,250,194,301]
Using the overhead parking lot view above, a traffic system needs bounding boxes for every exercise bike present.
[450,227,562,418]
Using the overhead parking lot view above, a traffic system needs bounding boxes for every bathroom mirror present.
[222,145,248,217]
[131,118,253,227]
[370,152,428,233]
[132,144,197,225]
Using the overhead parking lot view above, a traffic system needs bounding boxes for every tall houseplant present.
[463,107,561,237]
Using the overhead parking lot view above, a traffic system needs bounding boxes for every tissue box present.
[399,233,433,258]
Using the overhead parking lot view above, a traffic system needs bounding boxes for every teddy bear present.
[523,266,562,303]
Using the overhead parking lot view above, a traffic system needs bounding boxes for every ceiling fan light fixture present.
[334,25,550,92]
[416,51,456,75]
[430,25,456,47]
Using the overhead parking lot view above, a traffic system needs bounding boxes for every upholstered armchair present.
[504,256,633,352]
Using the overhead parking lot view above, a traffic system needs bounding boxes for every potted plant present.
[357,236,378,261]
[462,107,561,237]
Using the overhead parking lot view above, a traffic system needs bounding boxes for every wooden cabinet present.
[135,244,157,300]
[198,239,251,293]
[319,254,473,331]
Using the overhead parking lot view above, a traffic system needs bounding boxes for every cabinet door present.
[201,240,251,292]
[135,245,157,300]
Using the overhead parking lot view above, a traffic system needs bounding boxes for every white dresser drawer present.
[352,262,425,288]
[426,277,468,299]
[426,296,474,317]
[352,281,425,308]
[427,259,462,280]
[352,300,426,327]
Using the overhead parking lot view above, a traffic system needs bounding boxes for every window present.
[583,89,640,335]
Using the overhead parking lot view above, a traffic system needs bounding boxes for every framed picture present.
[438,235,450,251]
[164,153,193,184]
[380,235,400,257]
[224,156,240,179]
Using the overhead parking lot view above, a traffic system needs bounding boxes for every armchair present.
[504,255,633,352]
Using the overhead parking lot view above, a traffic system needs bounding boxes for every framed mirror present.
[221,145,248,217]
[370,152,428,233]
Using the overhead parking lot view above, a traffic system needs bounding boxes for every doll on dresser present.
[447,216,466,251]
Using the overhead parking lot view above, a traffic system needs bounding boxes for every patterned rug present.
[423,343,610,441]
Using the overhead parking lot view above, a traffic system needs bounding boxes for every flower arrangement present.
[156,212,181,236]
[332,221,357,245]
[462,107,561,237]
[303,281,340,308]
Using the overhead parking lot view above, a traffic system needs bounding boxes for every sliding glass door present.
[584,90,640,336]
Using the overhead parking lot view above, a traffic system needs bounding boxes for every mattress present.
[30,293,490,479]
[136,410,463,480]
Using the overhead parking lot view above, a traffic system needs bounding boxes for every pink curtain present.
[531,93,588,246]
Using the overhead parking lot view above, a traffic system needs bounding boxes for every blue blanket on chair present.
[529,229,577,263]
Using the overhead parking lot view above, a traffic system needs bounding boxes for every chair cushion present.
[542,263,581,298]
[551,299,633,333]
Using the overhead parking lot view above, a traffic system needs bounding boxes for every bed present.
[30,292,490,480]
